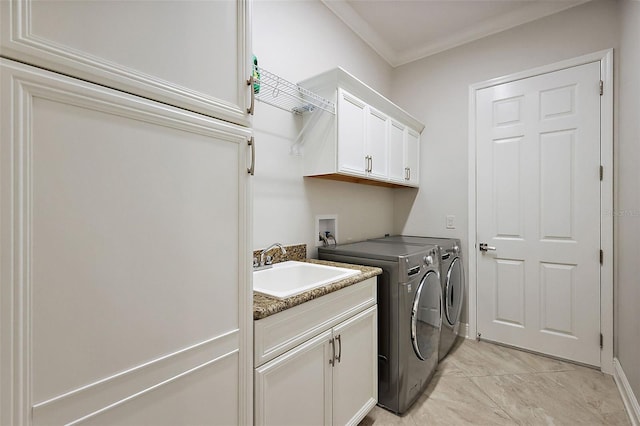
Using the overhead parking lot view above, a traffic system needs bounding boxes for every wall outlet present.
[446,215,456,229]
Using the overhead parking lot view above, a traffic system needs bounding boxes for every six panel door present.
[476,61,601,366]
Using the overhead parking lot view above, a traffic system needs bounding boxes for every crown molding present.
[322,0,591,68]
[320,0,398,65]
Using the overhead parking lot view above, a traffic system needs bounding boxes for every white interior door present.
[476,61,601,366]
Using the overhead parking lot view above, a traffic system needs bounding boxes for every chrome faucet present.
[257,243,287,268]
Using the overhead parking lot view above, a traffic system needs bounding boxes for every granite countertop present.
[253,259,382,320]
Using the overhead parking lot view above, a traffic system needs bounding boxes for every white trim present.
[393,1,590,67]
[613,358,640,426]
[320,0,589,68]
[457,322,470,339]
[467,49,614,372]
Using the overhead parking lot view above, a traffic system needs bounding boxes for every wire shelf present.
[255,68,335,115]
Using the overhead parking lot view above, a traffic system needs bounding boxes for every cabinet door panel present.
[388,121,406,183]
[337,89,367,176]
[255,331,332,426]
[367,107,389,180]
[0,58,252,425]
[0,0,251,126]
[406,129,420,186]
[332,306,378,426]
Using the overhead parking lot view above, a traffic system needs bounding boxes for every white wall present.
[391,0,619,324]
[615,0,640,401]
[252,0,395,256]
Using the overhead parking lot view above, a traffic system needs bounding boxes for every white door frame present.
[467,49,614,374]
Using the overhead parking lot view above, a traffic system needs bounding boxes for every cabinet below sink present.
[254,278,377,426]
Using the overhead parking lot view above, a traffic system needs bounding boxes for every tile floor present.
[359,339,630,425]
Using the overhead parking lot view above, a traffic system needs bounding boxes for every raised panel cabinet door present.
[0,0,253,127]
[254,331,333,426]
[0,58,253,426]
[366,107,389,180]
[388,121,406,183]
[332,306,378,426]
[337,89,367,177]
[405,129,420,186]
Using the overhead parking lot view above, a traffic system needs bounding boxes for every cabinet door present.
[388,121,406,183]
[405,129,421,186]
[367,107,389,180]
[0,0,252,127]
[332,306,378,426]
[0,58,252,426]
[255,331,333,426]
[337,89,367,176]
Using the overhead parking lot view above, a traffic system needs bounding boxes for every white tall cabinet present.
[0,2,254,425]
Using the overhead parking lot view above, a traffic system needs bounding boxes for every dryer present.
[370,236,464,360]
[318,241,441,414]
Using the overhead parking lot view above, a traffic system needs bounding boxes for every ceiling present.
[321,0,590,67]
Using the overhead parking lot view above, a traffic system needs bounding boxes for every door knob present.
[479,243,496,252]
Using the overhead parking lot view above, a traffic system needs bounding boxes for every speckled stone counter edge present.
[253,259,382,320]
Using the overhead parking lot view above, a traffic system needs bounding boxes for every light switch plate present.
[446,215,455,229]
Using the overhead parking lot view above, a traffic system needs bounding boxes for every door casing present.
[467,49,614,374]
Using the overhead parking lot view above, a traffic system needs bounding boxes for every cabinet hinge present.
[600,165,603,181]
[600,333,603,349]
[600,249,603,265]
[600,80,604,96]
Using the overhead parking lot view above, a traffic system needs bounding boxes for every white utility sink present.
[253,261,360,299]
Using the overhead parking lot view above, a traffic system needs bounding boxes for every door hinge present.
[600,333,603,349]
[600,165,604,181]
[600,249,603,265]
[599,80,604,96]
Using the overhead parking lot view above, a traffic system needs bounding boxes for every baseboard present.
[457,322,470,339]
[613,358,640,426]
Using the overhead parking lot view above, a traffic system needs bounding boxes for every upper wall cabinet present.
[0,0,253,127]
[299,68,424,188]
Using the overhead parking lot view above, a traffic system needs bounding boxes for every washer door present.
[444,257,463,326]
[411,270,442,361]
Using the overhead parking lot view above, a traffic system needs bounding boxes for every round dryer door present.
[444,257,463,326]
[411,271,442,361]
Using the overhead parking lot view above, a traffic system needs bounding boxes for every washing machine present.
[370,236,464,360]
[318,241,441,415]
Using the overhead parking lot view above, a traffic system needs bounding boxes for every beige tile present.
[434,353,466,378]
[447,340,539,377]
[494,344,578,374]
[358,405,415,426]
[407,376,515,425]
[362,340,628,426]
[551,368,627,415]
[470,372,618,425]
[601,410,633,425]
